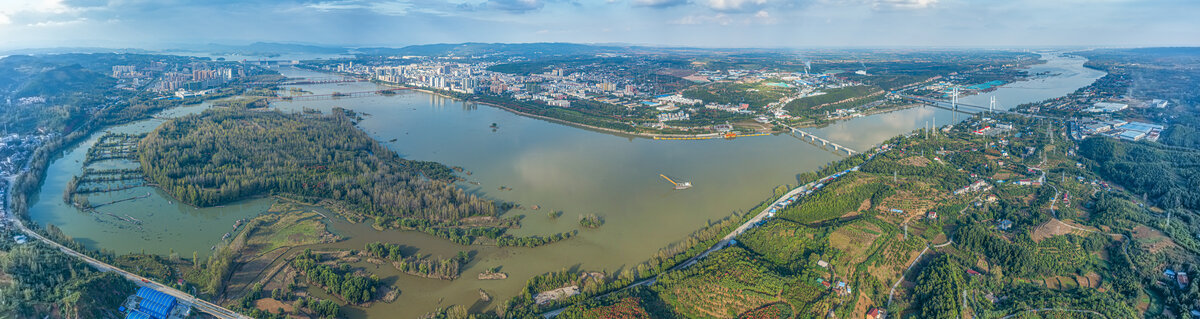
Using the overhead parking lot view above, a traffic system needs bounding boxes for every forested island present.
[138,107,498,222]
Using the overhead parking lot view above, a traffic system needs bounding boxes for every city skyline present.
[1,0,1199,50]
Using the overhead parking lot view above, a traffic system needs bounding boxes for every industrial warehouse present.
[121,287,191,319]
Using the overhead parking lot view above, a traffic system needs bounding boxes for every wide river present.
[28,52,1102,317]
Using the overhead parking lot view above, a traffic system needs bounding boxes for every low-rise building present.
[866,308,886,319]
[1087,102,1129,112]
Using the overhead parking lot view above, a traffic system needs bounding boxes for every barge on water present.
[659,174,693,190]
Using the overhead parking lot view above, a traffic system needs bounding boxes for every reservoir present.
[27,52,1102,317]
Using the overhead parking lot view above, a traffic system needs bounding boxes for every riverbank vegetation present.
[290,249,381,304]
[578,214,604,229]
[364,242,471,280]
[139,107,497,222]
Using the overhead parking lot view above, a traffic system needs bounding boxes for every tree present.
[912,255,964,319]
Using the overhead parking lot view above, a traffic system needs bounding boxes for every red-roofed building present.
[866,308,886,319]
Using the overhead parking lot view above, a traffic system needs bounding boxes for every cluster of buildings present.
[108,62,251,93]
[322,60,641,101]
[314,57,865,126]
[0,133,51,241]
[155,67,240,92]
[972,123,1014,136]
[953,180,993,195]
[1163,269,1190,289]
[1075,119,1164,142]
[656,111,690,122]
[1085,102,1129,113]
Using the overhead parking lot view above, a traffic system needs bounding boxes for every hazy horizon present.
[2,0,1198,51]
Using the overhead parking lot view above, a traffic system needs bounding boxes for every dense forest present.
[138,108,498,222]
[910,255,963,319]
[1078,137,1200,210]
[0,241,136,317]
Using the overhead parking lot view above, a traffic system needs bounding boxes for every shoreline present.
[410,87,736,139]
[299,68,930,140]
[404,85,930,140]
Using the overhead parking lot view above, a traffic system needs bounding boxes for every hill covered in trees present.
[0,241,136,317]
[138,108,498,222]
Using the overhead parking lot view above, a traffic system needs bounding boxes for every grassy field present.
[247,204,338,254]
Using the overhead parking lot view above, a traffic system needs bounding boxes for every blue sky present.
[1,0,1198,49]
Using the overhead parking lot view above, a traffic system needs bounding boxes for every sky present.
[1,0,1198,50]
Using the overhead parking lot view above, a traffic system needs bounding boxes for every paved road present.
[4,178,249,318]
[999,308,1107,319]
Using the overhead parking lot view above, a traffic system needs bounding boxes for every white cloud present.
[26,17,85,27]
[0,13,10,25]
[486,0,544,13]
[632,0,688,8]
[706,0,766,11]
[671,13,731,25]
[0,0,74,14]
[306,0,412,15]
[872,0,937,9]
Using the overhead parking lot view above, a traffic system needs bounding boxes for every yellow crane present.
[660,174,693,190]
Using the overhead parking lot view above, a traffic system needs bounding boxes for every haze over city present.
[2,0,1200,49]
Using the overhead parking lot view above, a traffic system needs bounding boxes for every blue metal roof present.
[134,287,177,319]
[125,310,152,319]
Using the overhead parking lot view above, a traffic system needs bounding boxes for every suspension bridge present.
[898,93,1053,119]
